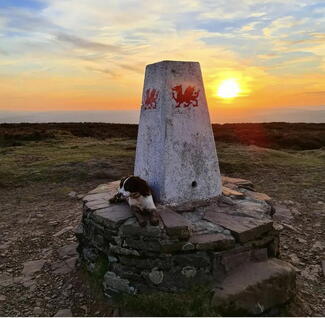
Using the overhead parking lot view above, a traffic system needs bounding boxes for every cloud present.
[0,0,324,112]
[55,32,122,52]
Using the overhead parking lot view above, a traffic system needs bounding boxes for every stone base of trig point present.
[76,177,296,316]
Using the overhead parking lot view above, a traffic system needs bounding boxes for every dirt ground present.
[0,139,324,316]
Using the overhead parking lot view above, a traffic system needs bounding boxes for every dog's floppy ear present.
[125,176,151,196]
[119,175,130,188]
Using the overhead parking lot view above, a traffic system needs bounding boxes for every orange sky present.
[0,0,324,121]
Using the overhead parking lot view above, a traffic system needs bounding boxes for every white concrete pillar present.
[134,60,221,204]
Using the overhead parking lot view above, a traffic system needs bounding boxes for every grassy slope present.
[1,132,324,202]
[0,136,136,186]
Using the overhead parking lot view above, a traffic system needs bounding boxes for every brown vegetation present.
[0,122,324,150]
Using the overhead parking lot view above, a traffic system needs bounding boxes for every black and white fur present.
[109,176,158,226]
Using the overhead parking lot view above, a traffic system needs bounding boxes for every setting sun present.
[217,79,241,98]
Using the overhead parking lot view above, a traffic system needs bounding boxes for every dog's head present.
[118,175,151,197]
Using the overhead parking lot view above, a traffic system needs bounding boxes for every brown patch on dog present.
[122,176,151,197]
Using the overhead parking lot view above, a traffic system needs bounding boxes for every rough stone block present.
[173,252,210,268]
[84,200,110,212]
[221,249,251,272]
[251,248,269,262]
[204,211,273,243]
[244,190,272,202]
[119,256,172,270]
[235,199,272,219]
[90,204,133,228]
[222,176,253,187]
[103,271,135,295]
[109,244,140,257]
[88,181,119,195]
[83,192,110,203]
[124,238,161,252]
[211,259,296,315]
[222,186,245,198]
[120,219,164,238]
[190,233,235,251]
[160,239,193,253]
[158,207,190,239]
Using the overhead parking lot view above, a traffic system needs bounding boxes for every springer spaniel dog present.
[109,175,159,227]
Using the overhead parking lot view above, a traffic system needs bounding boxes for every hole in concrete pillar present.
[192,181,197,188]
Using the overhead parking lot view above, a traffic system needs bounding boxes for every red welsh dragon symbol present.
[143,88,159,110]
[172,85,200,108]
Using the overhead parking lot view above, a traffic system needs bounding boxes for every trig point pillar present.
[134,60,222,204]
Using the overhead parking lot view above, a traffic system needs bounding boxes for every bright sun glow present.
[217,79,241,98]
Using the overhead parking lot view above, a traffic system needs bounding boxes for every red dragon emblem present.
[143,88,159,110]
[172,85,200,108]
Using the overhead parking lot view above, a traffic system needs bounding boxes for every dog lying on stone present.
[109,175,159,227]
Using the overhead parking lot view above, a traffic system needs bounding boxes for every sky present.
[0,0,324,123]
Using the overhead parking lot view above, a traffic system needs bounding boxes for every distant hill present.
[0,106,325,124]
[0,122,324,150]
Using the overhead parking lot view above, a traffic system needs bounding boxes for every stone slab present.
[120,219,164,238]
[173,252,210,268]
[83,192,111,203]
[190,233,235,251]
[84,200,110,211]
[222,186,245,198]
[211,258,296,315]
[91,204,133,228]
[220,248,252,272]
[158,206,190,239]
[204,211,273,243]
[244,190,271,202]
[88,181,119,195]
[221,176,253,188]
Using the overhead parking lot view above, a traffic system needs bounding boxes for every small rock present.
[52,261,72,275]
[0,273,13,287]
[0,295,6,301]
[282,223,298,233]
[290,208,301,216]
[112,308,120,317]
[182,242,195,251]
[80,305,87,313]
[289,253,300,266]
[58,243,78,259]
[321,260,325,277]
[148,268,164,285]
[68,191,77,198]
[181,266,197,278]
[53,226,74,237]
[273,223,284,231]
[311,241,324,252]
[317,201,324,205]
[301,265,321,282]
[103,271,135,294]
[297,237,307,244]
[33,307,42,315]
[54,309,73,317]
[283,200,295,206]
[22,260,45,277]
[273,205,294,224]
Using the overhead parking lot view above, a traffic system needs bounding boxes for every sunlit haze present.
[0,0,324,123]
